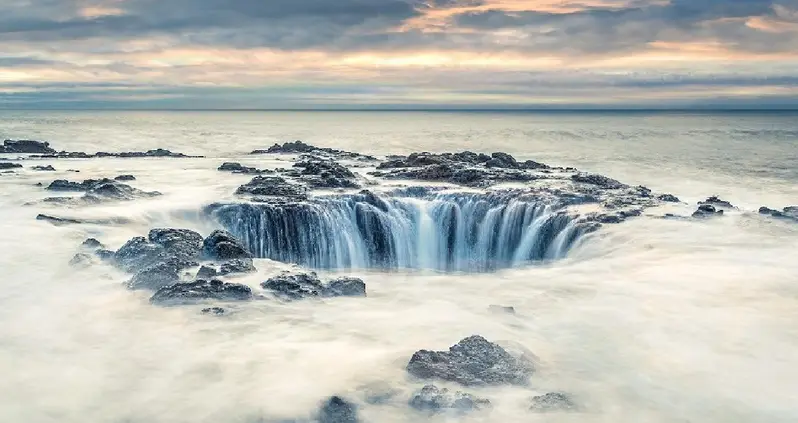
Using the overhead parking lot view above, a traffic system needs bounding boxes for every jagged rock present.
[128,262,181,290]
[406,335,534,386]
[235,176,308,199]
[81,238,104,249]
[196,265,218,279]
[218,162,268,174]
[699,196,734,209]
[285,157,359,189]
[529,392,577,412]
[115,174,136,181]
[260,273,367,300]
[0,162,22,169]
[36,214,82,225]
[202,230,252,260]
[692,204,724,218]
[150,279,253,305]
[488,305,516,314]
[202,307,226,315]
[657,194,680,202]
[219,258,256,275]
[1,140,56,154]
[317,396,359,423]
[409,384,491,414]
[571,173,626,189]
[31,165,55,171]
[46,179,102,191]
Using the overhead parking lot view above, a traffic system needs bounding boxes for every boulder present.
[128,262,181,290]
[31,165,56,171]
[260,273,367,300]
[326,277,367,297]
[409,384,491,414]
[202,230,252,260]
[114,236,166,271]
[485,152,519,169]
[406,335,534,386]
[285,158,359,189]
[317,396,359,423]
[0,162,22,170]
[150,279,253,305]
[759,206,798,222]
[1,140,56,154]
[529,392,577,412]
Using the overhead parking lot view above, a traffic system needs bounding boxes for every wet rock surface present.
[251,140,375,161]
[529,392,577,412]
[150,279,253,305]
[260,272,366,300]
[657,193,680,202]
[409,384,491,414]
[406,335,534,386]
[1,139,56,154]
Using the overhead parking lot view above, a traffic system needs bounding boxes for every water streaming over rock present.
[208,189,587,271]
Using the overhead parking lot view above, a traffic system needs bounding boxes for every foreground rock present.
[529,392,577,412]
[409,384,491,414]
[115,228,204,289]
[150,279,253,305]
[251,140,375,161]
[406,335,534,386]
[261,273,366,300]
[1,140,56,154]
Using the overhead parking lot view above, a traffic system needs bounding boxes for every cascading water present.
[208,189,587,271]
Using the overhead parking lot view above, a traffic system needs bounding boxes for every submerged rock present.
[0,162,22,170]
[529,392,577,412]
[36,214,82,225]
[692,204,724,218]
[31,165,56,171]
[317,396,359,423]
[31,149,202,159]
[406,335,534,386]
[150,279,253,305]
[69,252,94,267]
[409,384,491,414]
[1,139,56,154]
[260,273,366,300]
[201,306,226,315]
[488,305,516,315]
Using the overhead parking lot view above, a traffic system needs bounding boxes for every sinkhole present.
[207,188,589,271]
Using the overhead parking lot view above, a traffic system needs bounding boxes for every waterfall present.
[208,190,587,271]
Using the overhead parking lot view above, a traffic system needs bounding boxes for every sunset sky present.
[2,0,798,108]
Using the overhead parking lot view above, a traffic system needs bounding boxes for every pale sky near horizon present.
[2,0,798,109]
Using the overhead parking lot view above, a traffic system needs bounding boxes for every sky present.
[2,0,798,109]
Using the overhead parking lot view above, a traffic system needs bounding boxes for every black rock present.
[149,228,204,257]
[81,238,104,249]
[699,196,735,209]
[128,262,181,290]
[31,165,56,171]
[202,230,252,260]
[317,396,359,423]
[235,176,308,199]
[202,307,226,315]
[114,174,136,181]
[657,194,680,202]
[261,273,367,300]
[46,179,96,191]
[406,335,534,387]
[0,162,22,169]
[571,173,626,189]
[218,162,267,174]
[219,258,257,275]
[409,384,491,414]
[1,139,56,154]
[196,265,218,280]
[36,214,82,225]
[692,204,724,218]
[529,392,577,412]
[150,279,253,305]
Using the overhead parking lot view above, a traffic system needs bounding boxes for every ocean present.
[1,110,797,422]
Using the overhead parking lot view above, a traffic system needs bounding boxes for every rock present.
[571,173,626,189]
[253,140,375,161]
[1,139,56,154]
[202,307,226,315]
[219,258,257,275]
[36,214,82,225]
[46,179,100,191]
[149,228,203,255]
[317,396,359,423]
[235,176,308,199]
[114,174,136,181]
[128,262,181,290]
[326,277,367,297]
[31,165,56,171]
[217,162,267,174]
[202,230,252,260]
[699,196,734,209]
[692,204,724,218]
[114,236,166,271]
[409,384,491,414]
[759,206,798,222]
[95,249,115,261]
[657,194,680,202]
[196,265,218,279]
[521,159,549,170]
[285,157,359,189]
[488,305,516,315]
[406,335,534,386]
[31,149,202,159]
[529,392,577,412]
[150,279,253,305]
[485,152,519,169]
[0,162,22,169]
[88,181,161,200]
[69,253,93,267]
[81,238,104,249]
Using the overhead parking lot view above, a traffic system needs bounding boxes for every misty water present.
[1,111,797,422]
